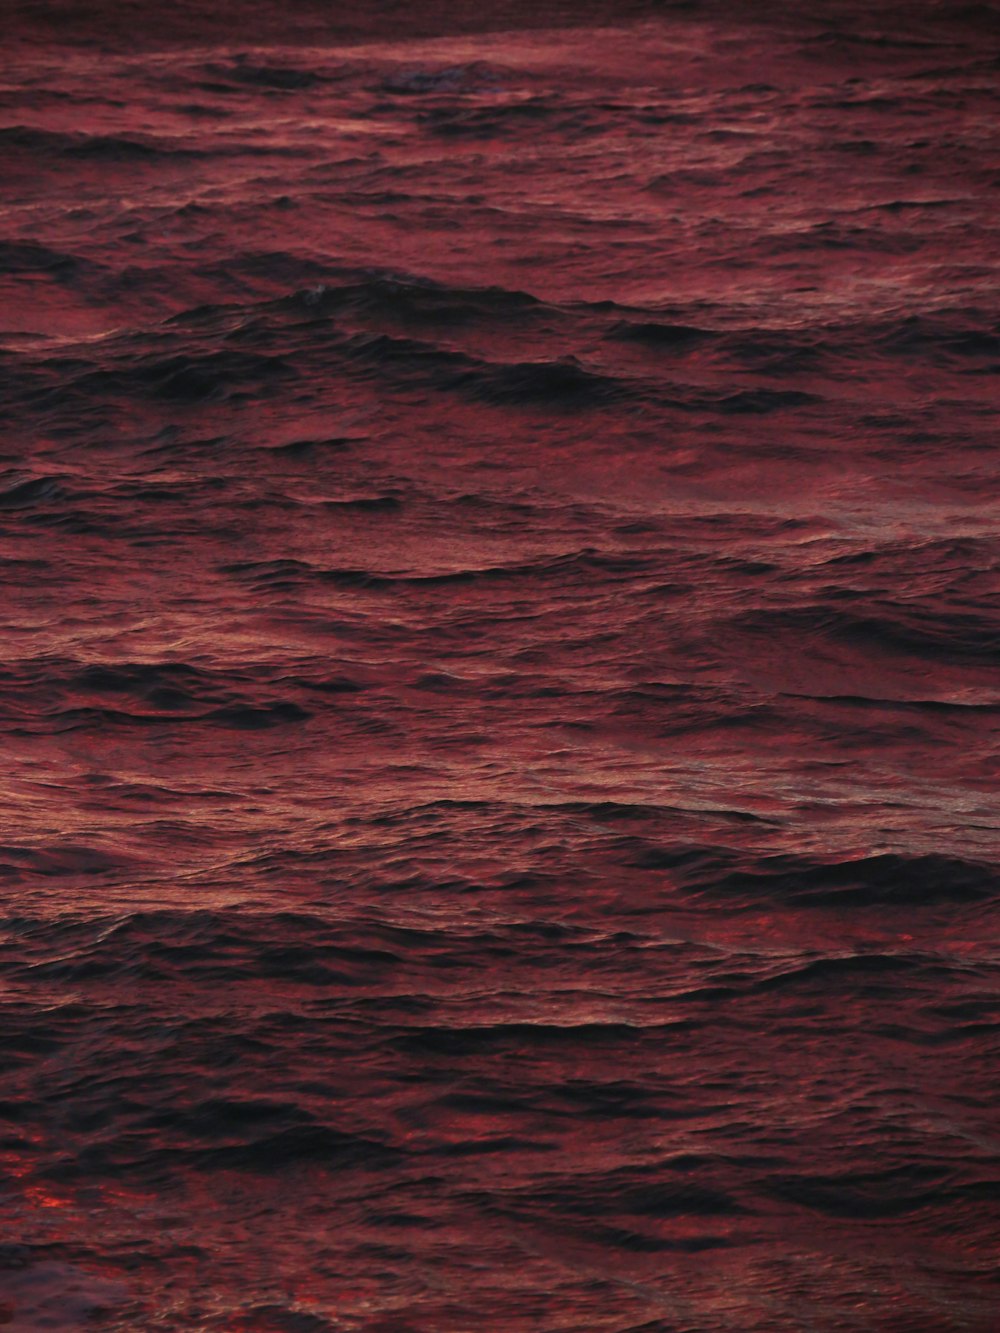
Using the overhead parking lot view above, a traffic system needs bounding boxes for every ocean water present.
[1,3,999,1329]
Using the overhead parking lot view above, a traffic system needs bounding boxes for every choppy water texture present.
[2,1,999,1328]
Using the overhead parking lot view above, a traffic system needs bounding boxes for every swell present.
[6,288,995,432]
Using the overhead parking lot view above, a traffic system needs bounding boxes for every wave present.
[0,241,83,277]
[201,59,325,92]
[640,847,1000,906]
[727,604,1000,666]
[0,125,205,162]
[280,271,551,325]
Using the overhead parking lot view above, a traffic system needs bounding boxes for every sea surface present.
[1,2,999,1328]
